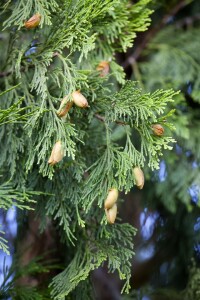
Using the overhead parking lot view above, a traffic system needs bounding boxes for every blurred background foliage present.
[119,0,200,299]
[1,0,200,299]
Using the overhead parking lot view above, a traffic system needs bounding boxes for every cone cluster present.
[48,91,89,165]
[25,15,144,220]
[24,15,110,168]
[56,90,89,119]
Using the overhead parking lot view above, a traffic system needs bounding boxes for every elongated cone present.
[57,96,73,117]
[105,204,117,224]
[151,124,164,136]
[72,90,89,108]
[96,61,110,77]
[104,188,118,209]
[48,141,64,166]
[24,13,41,29]
[133,167,144,190]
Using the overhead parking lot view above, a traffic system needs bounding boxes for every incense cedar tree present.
[0,0,189,299]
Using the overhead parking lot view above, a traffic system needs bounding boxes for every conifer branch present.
[0,52,58,78]
[0,0,178,297]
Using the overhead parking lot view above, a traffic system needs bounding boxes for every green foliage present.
[0,85,43,255]
[183,261,200,300]
[0,229,10,255]
[0,0,179,298]
[0,181,45,210]
[140,26,200,102]
[2,0,58,29]
[0,255,58,300]
[125,2,200,298]
[0,85,37,125]
[50,224,136,298]
[124,261,200,300]
[136,22,200,212]
[156,159,200,213]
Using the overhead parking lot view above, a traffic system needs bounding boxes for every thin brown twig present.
[0,70,12,78]
[94,113,127,125]
[95,113,105,123]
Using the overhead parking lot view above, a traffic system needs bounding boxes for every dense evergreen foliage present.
[0,0,200,299]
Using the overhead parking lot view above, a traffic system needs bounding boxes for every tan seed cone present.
[104,188,118,209]
[96,61,110,77]
[48,141,64,166]
[133,167,144,190]
[72,91,89,108]
[151,124,164,136]
[24,13,41,29]
[57,96,73,117]
[105,204,117,224]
